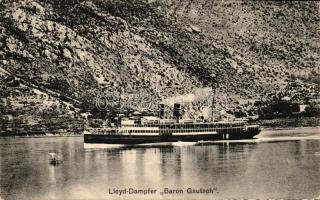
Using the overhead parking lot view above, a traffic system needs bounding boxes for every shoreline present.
[0,126,319,139]
[261,126,320,131]
[0,135,83,139]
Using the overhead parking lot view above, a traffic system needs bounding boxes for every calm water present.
[1,128,320,200]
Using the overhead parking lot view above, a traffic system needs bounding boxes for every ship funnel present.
[173,103,181,123]
[159,103,165,119]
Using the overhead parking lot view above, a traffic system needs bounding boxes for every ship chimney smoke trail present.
[163,87,211,106]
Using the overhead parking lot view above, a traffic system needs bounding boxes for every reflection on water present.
[0,128,320,200]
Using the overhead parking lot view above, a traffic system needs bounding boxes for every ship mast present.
[211,74,218,122]
[156,81,164,120]
[117,52,123,128]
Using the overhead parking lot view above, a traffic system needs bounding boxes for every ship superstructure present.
[84,103,260,144]
[84,76,260,144]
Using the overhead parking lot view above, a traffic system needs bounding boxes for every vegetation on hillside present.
[0,0,319,134]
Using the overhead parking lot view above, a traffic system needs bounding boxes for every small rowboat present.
[48,152,62,165]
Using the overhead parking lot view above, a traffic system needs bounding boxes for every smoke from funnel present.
[162,87,211,106]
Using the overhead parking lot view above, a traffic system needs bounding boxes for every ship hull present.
[84,130,260,144]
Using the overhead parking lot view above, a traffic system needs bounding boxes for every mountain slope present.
[0,0,319,130]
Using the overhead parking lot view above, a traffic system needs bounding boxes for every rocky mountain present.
[0,0,319,133]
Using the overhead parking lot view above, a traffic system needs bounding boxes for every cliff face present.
[0,0,319,132]
[162,1,319,79]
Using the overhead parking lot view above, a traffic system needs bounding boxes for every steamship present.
[83,103,261,145]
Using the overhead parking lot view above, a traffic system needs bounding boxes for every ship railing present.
[121,121,247,128]
[85,127,119,135]
[86,127,117,131]
[121,124,159,127]
[159,123,246,129]
[159,126,246,135]
[245,125,260,131]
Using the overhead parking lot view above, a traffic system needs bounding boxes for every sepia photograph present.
[0,0,319,199]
